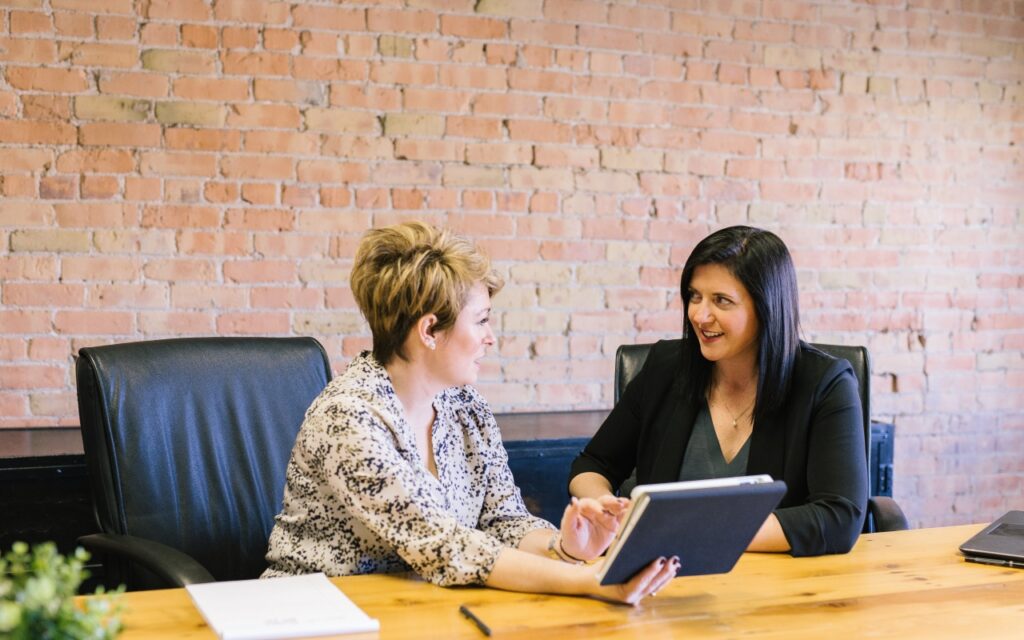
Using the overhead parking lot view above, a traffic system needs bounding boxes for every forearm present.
[516,527,556,557]
[746,513,791,553]
[569,472,614,500]
[484,547,595,596]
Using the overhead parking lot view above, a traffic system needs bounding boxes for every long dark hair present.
[679,225,801,422]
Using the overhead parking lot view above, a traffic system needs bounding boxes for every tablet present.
[596,475,787,585]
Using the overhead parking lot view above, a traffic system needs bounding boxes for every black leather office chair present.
[614,342,909,533]
[75,337,332,590]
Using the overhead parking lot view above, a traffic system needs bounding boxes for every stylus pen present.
[459,604,492,637]
[965,556,1023,569]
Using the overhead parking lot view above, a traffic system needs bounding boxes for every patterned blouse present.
[262,352,554,586]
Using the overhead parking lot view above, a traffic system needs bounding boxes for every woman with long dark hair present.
[569,226,868,556]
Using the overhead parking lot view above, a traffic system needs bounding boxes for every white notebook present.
[185,573,380,640]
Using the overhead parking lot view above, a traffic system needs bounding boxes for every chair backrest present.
[614,342,871,461]
[76,337,331,587]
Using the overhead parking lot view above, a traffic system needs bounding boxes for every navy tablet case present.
[599,479,787,585]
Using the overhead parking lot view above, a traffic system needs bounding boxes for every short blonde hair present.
[350,221,503,365]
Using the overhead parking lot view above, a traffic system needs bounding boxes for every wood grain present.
[88,524,1024,639]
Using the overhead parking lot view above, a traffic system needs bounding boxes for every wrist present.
[546,532,584,565]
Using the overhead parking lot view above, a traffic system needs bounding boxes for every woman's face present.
[686,264,760,368]
[431,282,496,388]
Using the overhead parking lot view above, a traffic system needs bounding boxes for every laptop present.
[959,510,1024,568]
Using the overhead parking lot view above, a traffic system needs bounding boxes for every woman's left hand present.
[559,495,631,562]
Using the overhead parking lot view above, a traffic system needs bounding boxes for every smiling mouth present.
[700,329,723,339]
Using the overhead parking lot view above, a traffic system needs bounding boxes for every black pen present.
[965,556,1023,569]
[459,604,492,637]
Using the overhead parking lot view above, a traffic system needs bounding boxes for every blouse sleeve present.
[775,364,869,556]
[304,402,506,587]
[466,391,557,544]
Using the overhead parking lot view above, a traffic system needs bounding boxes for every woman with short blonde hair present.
[265,221,676,604]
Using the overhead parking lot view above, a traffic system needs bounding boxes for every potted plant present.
[0,541,122,639]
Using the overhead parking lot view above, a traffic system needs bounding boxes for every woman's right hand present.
[589,555,680,605]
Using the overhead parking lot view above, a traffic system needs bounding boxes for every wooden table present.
[90,524,1024,639]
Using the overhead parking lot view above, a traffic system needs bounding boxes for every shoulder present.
[441,385,495,427]
[644,338,684,371]
[791,342,858,399]
[303,353,398,434]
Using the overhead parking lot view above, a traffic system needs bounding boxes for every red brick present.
[244,131,319,154]
[256,79,324,104]
[222,26,259,49]
[39,176,76,199]
[213,0,288,23]
[296,160,369,184]
[165,128,241,152]
[507,119,572,143]
[293,57,368,81]
[263,28,298,51]
[389,138,465,164]
[142,205,219,228]
[5,66,88,92]
[220,155,295,180]
[292,4,365,30]
[241,183,277,205]
[367,8,436,33]
[139,311,215,334]
[223,208,296,232]
[61,256,140,281]
[397,89,468,115]
[0,37,57,64]
[144,259,216,282]
[99,71,169,97]
[54,203,136,228]
[54,11,94,38]
[141,151,218,177]
[328,84,400,110]
[54,310,133,335]
[445,116,503,139]
[441,14,508,39]
[88,283,168,308]
[4,283,84,307]
[0,366,65,389]
[227,104,301,128]
[223,260,296,283]
[79,122,161,147]
[221,50,290,75]
[11,10,54,34]
[172,76,249,101]
[508,68,572,94]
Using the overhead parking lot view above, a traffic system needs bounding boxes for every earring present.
[426,340,436,350]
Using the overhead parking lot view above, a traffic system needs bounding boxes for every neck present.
[711,353,758,395]
[384,356,441,427]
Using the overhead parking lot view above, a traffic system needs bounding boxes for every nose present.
[690,299,711,325]
[483,322,496,346]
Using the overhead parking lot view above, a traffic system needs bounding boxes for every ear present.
[415,313,439,351]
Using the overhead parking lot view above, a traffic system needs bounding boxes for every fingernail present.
[657,557,666,567]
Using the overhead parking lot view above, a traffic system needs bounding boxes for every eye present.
[687,290,701,303]
[478,315,490,325]
[714,295,734,306]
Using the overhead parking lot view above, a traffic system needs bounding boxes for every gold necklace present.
[715,389,756,429]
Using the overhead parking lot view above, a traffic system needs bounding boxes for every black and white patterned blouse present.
[262,352,554,586]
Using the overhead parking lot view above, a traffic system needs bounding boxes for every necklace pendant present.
[731,418,738,429]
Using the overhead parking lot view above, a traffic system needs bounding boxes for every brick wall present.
[0,0,1021,528]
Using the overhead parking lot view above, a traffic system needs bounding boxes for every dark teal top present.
[677,402,750,481]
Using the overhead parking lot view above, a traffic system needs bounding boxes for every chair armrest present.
[868,496,909,532]
[78,533,216,587]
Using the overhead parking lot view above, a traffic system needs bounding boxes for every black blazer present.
[570,339,868,556]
